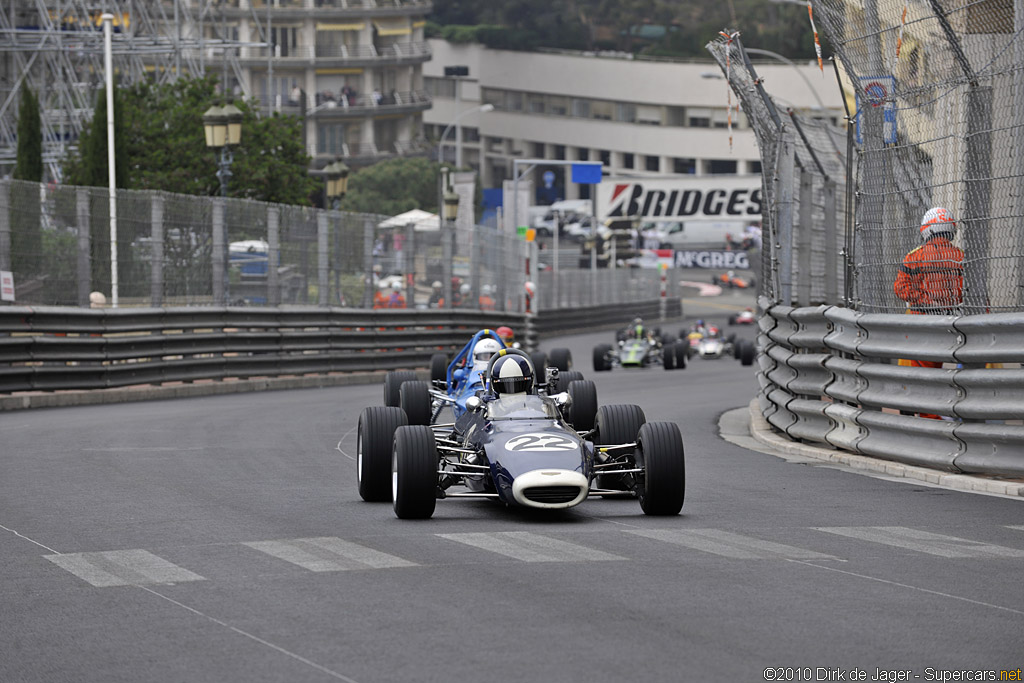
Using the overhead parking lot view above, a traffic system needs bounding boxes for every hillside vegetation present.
[428,0,823,59]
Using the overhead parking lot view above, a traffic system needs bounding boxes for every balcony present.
[220,0,432,20]
[310,137,431,164]
[306,90,432,119]
[239,41,431,68]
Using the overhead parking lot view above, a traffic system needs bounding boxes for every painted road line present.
[44,550,206,587]
[243,537,416,571]
[814,527,1024,558]
[626,529,839,560]
[437,532,625,563]
[1007,526,1024,532]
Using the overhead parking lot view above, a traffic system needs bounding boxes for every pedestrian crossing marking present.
[243,537,416,572]
[625,528,839,560]
[436,532,625,562]
[813,527,1024,558]
[44,550,206,587]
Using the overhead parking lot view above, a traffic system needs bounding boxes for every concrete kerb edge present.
[746,399,1024,498]
[0,369,430,411]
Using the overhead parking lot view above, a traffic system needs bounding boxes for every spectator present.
[478,284,496,310]
[428,281,443,308]
[386,281,406,309]
[372,89,383,106]
[289,85,301,106]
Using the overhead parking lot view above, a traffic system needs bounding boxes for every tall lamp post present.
[441,188,459,309]
[203,101,243,304]
[438,103,494,167]
[324,159,350,305]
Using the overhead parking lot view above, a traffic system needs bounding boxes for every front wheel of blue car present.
[567,379,598,432]
[357,406,408,502]
[636,422,685,516]
[392,425,438,519]
[400,380,431,425]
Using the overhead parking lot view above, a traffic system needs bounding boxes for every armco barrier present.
[532,298,682,337]
[0,307,525,394]
[756,296,1024,477]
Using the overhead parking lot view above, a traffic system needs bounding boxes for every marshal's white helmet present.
[391,281,402,291]
[473,338,502,364]
[460,283,471,295]
[920,207,956,241]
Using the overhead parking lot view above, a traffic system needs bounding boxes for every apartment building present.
[423,40,844,198]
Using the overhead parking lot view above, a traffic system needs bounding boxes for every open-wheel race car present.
[594,317,687,372]
[728,307,756,325]
[357,349,686,519]
[680,324,755,365]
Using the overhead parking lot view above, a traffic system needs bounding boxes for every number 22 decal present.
[506,433,576,452]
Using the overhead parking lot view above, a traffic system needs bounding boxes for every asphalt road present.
[2,310,1023,682]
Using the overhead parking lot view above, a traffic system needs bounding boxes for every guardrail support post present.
[0,180,9,273]
[76,188,91,307]
[317,211,329,307]
[267,207,280,306]
[797,169,813,306]
[212,199,225,305]
[150,195,164,307]
[824,179,838,304]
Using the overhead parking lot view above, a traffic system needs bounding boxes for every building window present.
[462,127,480,143]
[623,153,634,169]
[553,145,566,160]
[271,26,300,57]
[645,155,659,172]
[599,150,611,166]
[317,123,345,155]
[577,147,589,161]
[549,96,569,116]
[506,90,523,112]
[481,87,502,109]
[667,106,686,127]
[572,98,590,118]
[707,159,738,174]
[615,103,636,123]
[528,94,546,114]
[689,117,711,128]
[748,160,762,174]
[533,142,545,157]
[673,157,696,174]
[591,100,613,120]
[428,77,457,98]
[578,185,591,200]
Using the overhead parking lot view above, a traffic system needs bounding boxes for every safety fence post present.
[151,195,164,307]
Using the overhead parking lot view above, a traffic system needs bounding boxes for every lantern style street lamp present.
[203,101,243,197]
[324,159,350,210]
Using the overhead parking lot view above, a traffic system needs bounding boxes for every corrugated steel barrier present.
[755,297,1024,478]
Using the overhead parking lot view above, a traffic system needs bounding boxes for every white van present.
[647,220,750,250]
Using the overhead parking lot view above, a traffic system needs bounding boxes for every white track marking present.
[1006,525,1024,532]
[789,560,1024,616]
[335,425,357,461]
[627,528,838,560]
[813,526,1024,558]
[437,532,624,562]
[0,522,62,554]
[44,549,206,587]
[244,537,415,571]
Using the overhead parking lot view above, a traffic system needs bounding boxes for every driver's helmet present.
[489,354,534,395]
[495,326,515,344]
[633,317,643,325]
[473,338,502,365]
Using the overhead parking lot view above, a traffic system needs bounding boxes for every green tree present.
[341,157,448,216]
[11,86,43,276]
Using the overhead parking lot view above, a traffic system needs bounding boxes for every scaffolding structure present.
[0,0,261,181]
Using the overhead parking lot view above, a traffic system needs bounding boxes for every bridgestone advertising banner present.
[597,175,762,221]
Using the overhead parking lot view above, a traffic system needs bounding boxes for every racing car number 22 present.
[506,433,577,452]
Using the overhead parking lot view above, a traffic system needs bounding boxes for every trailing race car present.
[728,307,756,325]
[356,349,686,519]
[382,329,575,423]
[595,317,686,371]
[688,328,755,365]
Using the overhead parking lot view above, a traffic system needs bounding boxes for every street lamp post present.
[203,102,243,304]
[441,187,459,310]
[323,159,350,305]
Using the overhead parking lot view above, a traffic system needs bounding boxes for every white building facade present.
[423,40,844,198]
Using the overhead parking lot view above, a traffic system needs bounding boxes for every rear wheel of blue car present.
[567,379,598,432]
[549,347,573,371]
[636,422,685,516]
[595,404,646,491]
[530,351,547,376]
[392,425,438,519]
[357,406,408,502]
[384,370,418,407]
[430,354,448,383]
[554,369,583,394]
[400,380,432,425]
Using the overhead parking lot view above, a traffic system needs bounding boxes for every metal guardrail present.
[0,307,526,394]
[756,297,1024,477]
[530,298,682,338]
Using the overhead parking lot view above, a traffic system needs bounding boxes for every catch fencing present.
[0,179,529,313]
[709,3,1024,474]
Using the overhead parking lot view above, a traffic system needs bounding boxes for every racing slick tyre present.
[549,347,573,371]
[739,340,755,366]
[728,315,737,326]
[530,351,548,376]
[662,344,676,370]
[592,344,613,372]
[384,370,418,407]
[399,380,432,426]
[357,406,408,502]
[636,421,685,516]
[594,404,647,491]
[673,342,688,369]
[567,380,598,432]
[727,333,737,345]
[430,354,448,383]
[733,339,743,360]
[392,425,438,519]
[555,370,584,394]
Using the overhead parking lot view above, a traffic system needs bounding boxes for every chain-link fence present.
[0,178,538,312]
[708,34,850,309]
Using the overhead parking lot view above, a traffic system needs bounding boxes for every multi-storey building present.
[423,40,845,199]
